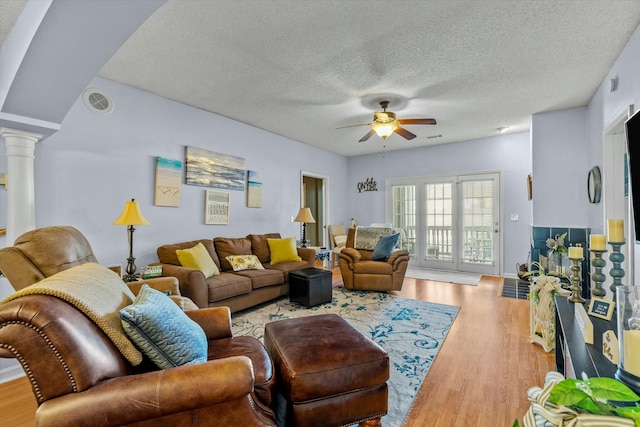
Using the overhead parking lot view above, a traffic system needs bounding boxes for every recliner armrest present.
[36,356,257,426]
[186,306,233,339]
[127,276,180,296]
[339,248,362,263]
[387,250,410,269]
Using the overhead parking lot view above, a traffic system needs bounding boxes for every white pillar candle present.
[608,219,625,243]
[623,330,640,377]
[568,246,583,259]
[590,234,606,251]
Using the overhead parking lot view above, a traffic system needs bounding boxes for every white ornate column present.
[1,127,42,245]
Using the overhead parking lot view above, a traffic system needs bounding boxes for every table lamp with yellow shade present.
[113,198,149,282]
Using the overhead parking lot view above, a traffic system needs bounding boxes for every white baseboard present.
[0,363,26,384]
[503,272,519,280]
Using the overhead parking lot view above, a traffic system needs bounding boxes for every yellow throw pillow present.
[267,237,302,265]
[176,242,220,278]
[225,255,265,271]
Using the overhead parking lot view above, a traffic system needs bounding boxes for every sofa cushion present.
[176,242,220,278]
[226,255,265,271]
[229,268,284,290]
[158,239,220,270]
[206,272,252,303]
[267,237,302,264]
[372,233,400,261]
[120,284,207,369]
[247,233,281,263]
[264,260,310,282]
[214,237,252,271]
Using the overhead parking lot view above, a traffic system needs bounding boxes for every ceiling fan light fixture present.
[372,121,398,139]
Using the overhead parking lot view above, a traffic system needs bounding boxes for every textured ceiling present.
[3,1,640,157]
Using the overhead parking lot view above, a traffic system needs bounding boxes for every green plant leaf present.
[588,377,640,402]
[512,420,520,427]
[549,379,604,413]
[614,405,640,427]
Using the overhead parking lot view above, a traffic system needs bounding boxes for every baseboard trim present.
[503,272,518,280]
[0,364,26,384]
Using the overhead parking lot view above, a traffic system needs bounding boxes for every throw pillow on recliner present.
[372,233,400,261]
[120,284,207,369]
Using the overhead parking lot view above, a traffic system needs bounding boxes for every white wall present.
[531,107,589,227]
[23,77,349,269]
[347,132,532,275]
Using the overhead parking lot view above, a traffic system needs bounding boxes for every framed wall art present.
[205,190,230,224]
[246,170,262,208]
[154,156,182,207]
[185,146,245,191]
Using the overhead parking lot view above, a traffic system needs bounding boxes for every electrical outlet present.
[510,214,519,221]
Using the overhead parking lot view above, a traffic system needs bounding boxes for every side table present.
[289,267,332,308]
[307,246,332,269]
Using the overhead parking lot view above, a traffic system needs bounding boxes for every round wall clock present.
[588,166,602,204]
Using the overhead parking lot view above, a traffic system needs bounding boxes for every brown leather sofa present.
[156,233,316,312]
[0,226,197,310]
[338,227,410,292]
[0,270,276,426]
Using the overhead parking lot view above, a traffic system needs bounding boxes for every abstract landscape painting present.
[185,146,245,191]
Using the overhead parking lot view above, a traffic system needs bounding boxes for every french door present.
[388,173,501,275]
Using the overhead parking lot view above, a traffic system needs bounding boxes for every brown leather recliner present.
[338,227,410,292]
[0,226,197,310]
[0,290,276,426]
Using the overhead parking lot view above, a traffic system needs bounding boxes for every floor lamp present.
[294,207,316,248]
[113,199,149,282]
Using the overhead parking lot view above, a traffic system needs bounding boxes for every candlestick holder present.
[590,249,607,297]
[609,241,626,297]
[568,256,585,303]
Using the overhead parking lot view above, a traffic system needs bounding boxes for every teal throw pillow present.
[120,284,207,369]
[372,233,400,261]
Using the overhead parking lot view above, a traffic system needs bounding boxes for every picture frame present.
[587,297,615,321]
[185,146,245,191]
[205,190,230,224]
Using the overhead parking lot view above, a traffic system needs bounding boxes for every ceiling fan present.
[338,100,437,142]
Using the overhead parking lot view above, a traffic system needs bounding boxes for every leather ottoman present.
[264,314,389,427]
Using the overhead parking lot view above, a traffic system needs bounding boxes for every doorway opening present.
[300,172,329,247]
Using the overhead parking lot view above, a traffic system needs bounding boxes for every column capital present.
[0,127,43,143]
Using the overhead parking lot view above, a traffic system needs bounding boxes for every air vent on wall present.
[83,88,114,115]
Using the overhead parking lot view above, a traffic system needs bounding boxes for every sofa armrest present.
[296,247,316,267]
[186,306,233,339]
[36,356,257,426]
[157,263,209,308]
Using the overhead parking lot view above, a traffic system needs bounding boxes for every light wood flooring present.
[0,270,553,426]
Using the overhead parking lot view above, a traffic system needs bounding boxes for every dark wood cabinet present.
[555,296,617,379]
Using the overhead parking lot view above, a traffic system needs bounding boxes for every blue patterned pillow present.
[372,233,400,261]
[120,284,207,369]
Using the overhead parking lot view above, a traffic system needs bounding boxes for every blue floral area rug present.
[231,286,460,427]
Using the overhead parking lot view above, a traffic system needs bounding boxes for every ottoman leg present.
[359,418,382,427]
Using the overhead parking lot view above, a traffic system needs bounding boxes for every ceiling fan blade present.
[398,118,437,125]
[336,123,372,129]
[394,126,417,140]
[359,130,375,142]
